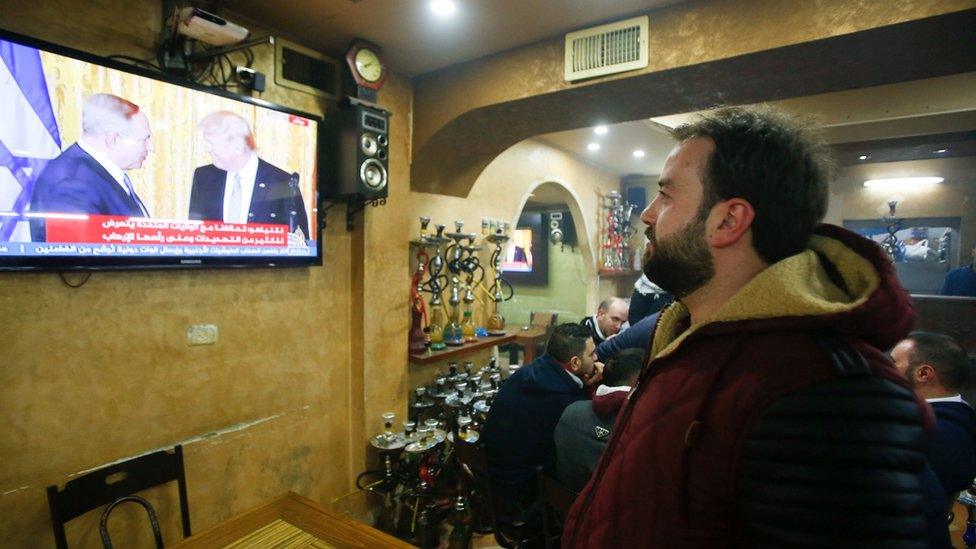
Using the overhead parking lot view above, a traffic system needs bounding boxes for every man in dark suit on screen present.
[29,93,153,241]
[188,111,309,240]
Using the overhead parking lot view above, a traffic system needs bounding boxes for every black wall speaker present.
[321,99,389,202]
[547,209,578,248]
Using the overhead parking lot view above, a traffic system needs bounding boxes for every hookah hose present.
[487,246,515,302]
[411,250,430,325]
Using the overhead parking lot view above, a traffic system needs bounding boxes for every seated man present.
[596,311,660,362]
[481,323,602,516]
[555,348,645,492]
[579,297,628,346]
[892,331,976,548]
[941,244,976,297]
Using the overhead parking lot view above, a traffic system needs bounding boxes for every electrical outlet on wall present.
[187,324,218,346]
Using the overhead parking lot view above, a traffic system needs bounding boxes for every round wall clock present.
[345,39,388,91]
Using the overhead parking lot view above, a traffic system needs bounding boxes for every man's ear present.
[914,364,936,384]
[707,198,755,248]
[569,355,582,374]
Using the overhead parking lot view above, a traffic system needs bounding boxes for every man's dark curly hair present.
[672,106,834,264]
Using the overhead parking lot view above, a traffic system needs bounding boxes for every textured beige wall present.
[408,138,619,321]
[413,0,975,151]
[0,1,396,546]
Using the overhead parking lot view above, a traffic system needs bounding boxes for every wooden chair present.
[502,311,558,364]
[46,445,191,549]
[453,439,537,548]
[536,468,578,549]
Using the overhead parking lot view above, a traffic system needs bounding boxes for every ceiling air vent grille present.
[564,15,648,82]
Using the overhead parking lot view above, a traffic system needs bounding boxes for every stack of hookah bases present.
[484,221,514,335]
[601,190,636,271]
[357,357,508,545]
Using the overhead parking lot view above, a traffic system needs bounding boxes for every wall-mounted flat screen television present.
[502,211,548,286]
[0,29,322,271]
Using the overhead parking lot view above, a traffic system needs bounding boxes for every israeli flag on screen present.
[0,39,62,242]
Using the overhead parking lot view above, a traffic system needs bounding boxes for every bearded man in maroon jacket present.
[562,107,932,548]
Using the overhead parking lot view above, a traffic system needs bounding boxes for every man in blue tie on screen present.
[188,111,309,240]
[28,93,153,241]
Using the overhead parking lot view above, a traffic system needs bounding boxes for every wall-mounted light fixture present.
[863,176,943,189]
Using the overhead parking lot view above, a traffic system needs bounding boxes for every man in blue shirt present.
[941,244,976,297]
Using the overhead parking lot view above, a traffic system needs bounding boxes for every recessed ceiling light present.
[594,126,608,135]
[632,149,645,158]
[858,155,870,160]
[934,148,948,154]
[429,0,456,16]
[587,143,600,151]
[863,176,944,189]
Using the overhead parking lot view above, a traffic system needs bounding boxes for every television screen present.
[503,211,548,286]
[0,29,322,271]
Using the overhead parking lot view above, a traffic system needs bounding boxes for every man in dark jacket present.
[554,348,644,492]
[892,331,976,548]
[563,107,932,547]
[481,323,602,516]
[579,297,628,345]
[596,312,659,362]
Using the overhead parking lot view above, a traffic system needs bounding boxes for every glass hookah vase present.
[445,277,465,346]
[428,293,447,351]
[461,285,477,342]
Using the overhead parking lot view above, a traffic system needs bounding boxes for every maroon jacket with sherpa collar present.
[562,224,931,547]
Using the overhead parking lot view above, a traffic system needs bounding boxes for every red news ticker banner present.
[46,215,288,247]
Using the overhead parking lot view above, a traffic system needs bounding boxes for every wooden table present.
[172,492,412,548]
[505,324,549,363]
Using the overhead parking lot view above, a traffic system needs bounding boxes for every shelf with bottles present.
[408,333,516,365]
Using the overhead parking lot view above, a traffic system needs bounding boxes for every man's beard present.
[642,215,715,299]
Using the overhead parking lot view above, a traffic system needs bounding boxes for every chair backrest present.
[46,445,191,549]
[453,439,534,548]
[536,468,579,549]
[529,312,557,329]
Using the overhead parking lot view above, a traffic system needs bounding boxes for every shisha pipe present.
[461,234,486,286]
[485,226,513,334]
[420,223,451,298]
[409,217,434,353]
[880,200,904,262]
[445,220,471,276]
[486,231,515,303]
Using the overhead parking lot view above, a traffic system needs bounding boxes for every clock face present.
[355,48,383,82]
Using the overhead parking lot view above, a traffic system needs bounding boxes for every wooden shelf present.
[598,269,641,278]
[408,333,516,365]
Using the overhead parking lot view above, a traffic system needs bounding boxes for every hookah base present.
[430,343,447,351]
